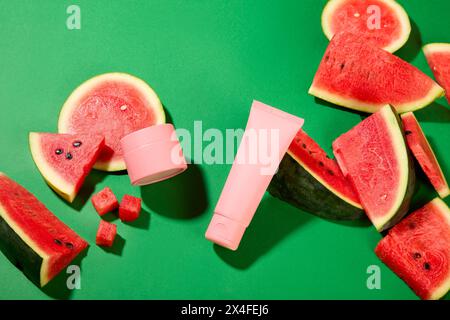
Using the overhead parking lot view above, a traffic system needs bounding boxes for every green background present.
[0,0,449,300]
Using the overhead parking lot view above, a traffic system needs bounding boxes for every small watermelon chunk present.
[375,198,450,300]
[91,187,119,216]
[401,112,449,198]
[309,32,444,113]
[0,173,88,287]
[423,43,450,104]
[29,132,105,203]
[332,106,415,231]
[269,129,364,220]
[119,195,141,222]
[96,220,117,247]
[321,0,411,53]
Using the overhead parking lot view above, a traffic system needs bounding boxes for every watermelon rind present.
[269,152,364,220]
[321,0,411,53]
[423,43,450,56]
[401,112,449,199]
[29,133,76,202]
[58,72,166,172]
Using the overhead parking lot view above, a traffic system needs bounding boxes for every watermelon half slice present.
[29,133,105,203]
[269,129,364,220]
[309,32,444,114]
[332,105,415,231]
[58,73,166,172]
[0,173,88,287]
[401,112,449,198]
[321,0,411,53]
[375,198,450,300]
[423,43,450,104]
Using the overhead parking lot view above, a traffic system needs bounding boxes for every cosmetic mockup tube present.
[205,100,304,250]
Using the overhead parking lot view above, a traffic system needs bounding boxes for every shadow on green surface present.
[140,164,208,219]
[99,234,126,256]
[313,97,368,121]
[396,20,422,62]
[41,248,89,300]
[213,196,314,269]
[414,102,450,123]
[123,208,151,230]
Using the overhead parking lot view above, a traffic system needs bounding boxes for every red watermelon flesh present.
[0,173,88,287]
[401,112,449,198]
[332,105,415,231]
[321,0,411,52]
[58,73,166,172]
[423,43,450,104]
[30,133,105,203]
[289,129,361,208]
[375,198,450,300]
[309,32,444,113]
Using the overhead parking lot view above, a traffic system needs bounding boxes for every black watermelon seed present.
[409,222,416,229]
[65,242,74,249]
[73,140,82,147]
[319,161,324,167]
[413,252,421,260]
[54,239,62,246]
[55,148,63,155]
[327,169,334,176]
[424,262,431,270]
[340,63,345,70]
[405,130,412,135]
[66,152,73,160]
[302,143,307,149]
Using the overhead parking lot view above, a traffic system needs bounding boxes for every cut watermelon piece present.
[309,32,444,113]
[58,73,166,172]
[29,132,105,203]
[0,173,88,287]
[119,195,141,222]
[332,105,415,231]
[423,43,450,104]
[401,112,449,198]
[321,0,411,52]
[96,220,117,247]
[375,198,450,300]
[91,187,119,216]
[269,129,364,220]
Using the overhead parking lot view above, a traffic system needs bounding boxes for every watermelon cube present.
[119,195,141,222]
[91,187,119,216]
[96,220,117,247]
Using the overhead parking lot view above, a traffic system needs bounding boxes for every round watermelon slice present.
[423,43,450,104]
[321,0,411,52]
[29,132,105,203]
[401,112,449,199]
[332,105,415,231]
[269,129,364,220]
[58,73,166,171]
[309,32,444,113]
[375,198,450,300]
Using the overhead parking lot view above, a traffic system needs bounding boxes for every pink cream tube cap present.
[205,100,304,250]
[121,124,188,186]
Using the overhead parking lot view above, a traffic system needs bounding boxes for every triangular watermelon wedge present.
[401,112,449,198]
[29,133,105,202]
[423,43,450,104]
[309,32,444,113]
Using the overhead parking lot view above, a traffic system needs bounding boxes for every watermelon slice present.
[96,220,117,247]
[309,32,444,113]
[119,195,141,222]
[58,73,166,172]
[423,43,450,104]
[375,198,450,300]
[29,132,105,203]
[0,173,88,287]
[401,112,449,198]
[332,105,415,231]
[321,0,411,52]
[269,129,364,220]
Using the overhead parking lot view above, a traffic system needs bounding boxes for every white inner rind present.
[423,43,450,56]
[321,0,411,53]
[57,72,166,172]
[29,133,75,203]
[288,151,363,209]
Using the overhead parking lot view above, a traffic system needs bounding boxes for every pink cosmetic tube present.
[205,100,304,250]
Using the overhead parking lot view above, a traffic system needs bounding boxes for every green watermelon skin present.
[269,154,364,220]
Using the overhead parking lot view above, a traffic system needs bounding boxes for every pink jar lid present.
[120,124,187,186]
